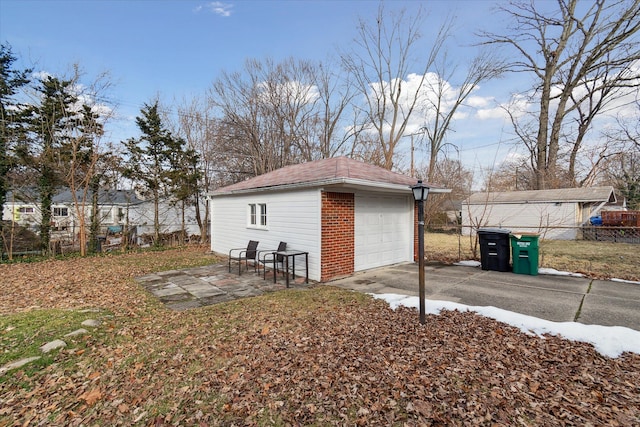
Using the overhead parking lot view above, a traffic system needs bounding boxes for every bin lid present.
[510,232,540,237]
[478,227,511,234]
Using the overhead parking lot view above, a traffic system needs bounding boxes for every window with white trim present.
[18,207,35,214]
[100,208,113,223]
[53,207,68,217]
[248,203,267,228]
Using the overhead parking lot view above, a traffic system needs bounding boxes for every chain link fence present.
[581,226,640,243]
[425,225,640,282]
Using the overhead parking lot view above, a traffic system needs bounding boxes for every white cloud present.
[477,93,531,120]
[257,80,320,105]
[31,70,52,81]
[500,151,527,165]
[195,1,233,17]
[467,95,491,108]
[476,106,508,120]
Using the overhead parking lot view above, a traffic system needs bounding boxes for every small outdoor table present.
[273,250,309,288]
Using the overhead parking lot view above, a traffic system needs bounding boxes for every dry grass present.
[425,231,640,282]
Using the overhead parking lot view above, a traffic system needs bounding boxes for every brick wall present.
[321,192,354,281]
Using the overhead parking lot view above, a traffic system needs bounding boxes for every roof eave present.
[466,188,616,205]
[210,178,449,197]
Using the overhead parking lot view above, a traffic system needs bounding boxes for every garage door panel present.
[355,194,412,271]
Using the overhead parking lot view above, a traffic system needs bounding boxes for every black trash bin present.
[478,228,511,272]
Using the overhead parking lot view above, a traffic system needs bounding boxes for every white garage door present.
[355,194,412,271]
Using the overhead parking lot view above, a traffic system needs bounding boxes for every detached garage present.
[209,157,437,282]
[461,186,617,240]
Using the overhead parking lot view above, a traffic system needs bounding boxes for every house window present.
[248,203,267,228]
[259,203,267,226]
[18,207,34,214]
[53,207,68,217]
[100,208,112,223]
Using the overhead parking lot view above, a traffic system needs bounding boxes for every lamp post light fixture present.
[411,180,430,325]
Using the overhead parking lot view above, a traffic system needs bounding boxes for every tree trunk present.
[88,181,100,253]
[153,187,160,246]
[39,166,54,255]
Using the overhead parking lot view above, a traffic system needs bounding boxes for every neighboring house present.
[441,199,462,225]
[461,186,617,240]
[3,189,144,239]
[3,189,202,242]
[209,156,441,282]
[131,198,202,241]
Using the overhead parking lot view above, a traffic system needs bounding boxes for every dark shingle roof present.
[212,157,428,195]
[52,189,143,205]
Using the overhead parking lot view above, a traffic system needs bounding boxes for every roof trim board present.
[465,186,616,205]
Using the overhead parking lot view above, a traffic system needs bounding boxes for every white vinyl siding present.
[211,189,321,281]
[462,202,579,240]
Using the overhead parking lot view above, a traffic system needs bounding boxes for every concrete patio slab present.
[136,263,309,310]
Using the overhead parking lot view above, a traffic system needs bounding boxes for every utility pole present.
[410,135,415,177]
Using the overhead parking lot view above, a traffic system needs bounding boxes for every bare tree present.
[311,59,358,158]
[349,131,386,168]
[210,57,337,176]
[420,157,473,226]
[61,68,114,256]
[597,104,640,208]
[483,0,640,189]
[174,96,218,242]
[342,4,451,170]
[420,53,504,181]
[484,157,536,192]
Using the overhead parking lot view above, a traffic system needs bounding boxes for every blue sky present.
[1,0,520,178]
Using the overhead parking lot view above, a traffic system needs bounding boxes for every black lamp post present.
[411,180,430,324]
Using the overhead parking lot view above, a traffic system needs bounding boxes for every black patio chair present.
[257,241,287,279]
[228,240,259,275]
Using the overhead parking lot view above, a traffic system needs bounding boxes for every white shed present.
[209,157,440,282]
[461,186,617,240]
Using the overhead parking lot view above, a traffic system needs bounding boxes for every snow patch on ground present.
[373,294,640,359]
[453,260,481,267]
[538,267,585,278]
[610,278,640,285]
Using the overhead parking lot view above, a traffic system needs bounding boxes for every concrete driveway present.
[136,260,640,331]
[328,262,640,331]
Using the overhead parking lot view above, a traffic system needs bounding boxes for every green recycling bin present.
[510,233,539,275]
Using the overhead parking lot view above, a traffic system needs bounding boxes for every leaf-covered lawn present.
[1,247,639,426]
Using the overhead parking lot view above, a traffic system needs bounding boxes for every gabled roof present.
[53,189,144,205]
[212,156,433,196]
[6,189,144,205]
[465,186,616,204]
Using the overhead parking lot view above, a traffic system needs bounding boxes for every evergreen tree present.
[166,141,200,244]
[23,76,77,254]
[123,101,183,245]
[0,44,30,255]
